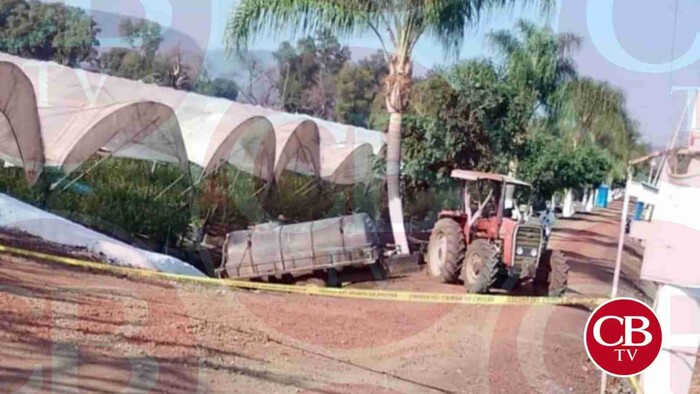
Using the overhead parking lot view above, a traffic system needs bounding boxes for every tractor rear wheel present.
[427,218,465,283]
[535,250,569,296]
[463,239,500,294]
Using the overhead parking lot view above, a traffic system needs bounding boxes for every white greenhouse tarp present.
[0,52,383,186]
[0,61,43,184]
[0,193,204,277]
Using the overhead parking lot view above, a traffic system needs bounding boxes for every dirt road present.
[0,203,651,393]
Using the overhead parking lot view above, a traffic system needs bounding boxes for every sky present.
[48,0,700,147]
[59,0,552,65]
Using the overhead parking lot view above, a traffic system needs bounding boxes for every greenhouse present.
[0,52,382,186]
[0,52,384,273]
[0,61,43,185]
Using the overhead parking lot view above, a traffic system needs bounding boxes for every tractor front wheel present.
[535,250,569,296]
[427,218,465,283]
[463,239,500,294]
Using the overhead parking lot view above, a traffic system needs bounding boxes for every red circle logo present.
[584,298,662,377]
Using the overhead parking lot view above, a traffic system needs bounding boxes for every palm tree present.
[226,0,552,254]
[489,24,641,212]
[563,77,643,179]
[488,20,580,119]
[563,78,626,147]
[554,78,638,213]
[487,20,580,174]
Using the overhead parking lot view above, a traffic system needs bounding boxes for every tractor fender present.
[499,219,518,266]
[438,210,470,242]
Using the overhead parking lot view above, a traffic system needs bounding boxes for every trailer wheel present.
[535,250,569,296]
[370,261,389,281]
[427,218,465,283]
[463,240,500,294]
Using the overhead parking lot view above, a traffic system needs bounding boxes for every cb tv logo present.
[584,298,663,377]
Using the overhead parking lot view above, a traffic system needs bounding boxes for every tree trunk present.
[562,188,575,218]
[585,188,595,212]
[386,112,409,254]
[550,194,556,211]
[384,52,412,255]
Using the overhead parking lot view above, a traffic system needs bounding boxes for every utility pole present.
[599,166,632,394]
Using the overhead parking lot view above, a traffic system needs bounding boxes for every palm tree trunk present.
[386,111,409,254]
[384,51,412,255]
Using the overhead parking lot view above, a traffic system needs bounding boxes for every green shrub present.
[0,158,194,251]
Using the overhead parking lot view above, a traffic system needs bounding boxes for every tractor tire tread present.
[535,249,569,297]
[465,240,500,294]
[427,219,465,284]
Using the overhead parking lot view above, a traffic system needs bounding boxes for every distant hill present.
[203,47,430,80]
[203,49,276,79]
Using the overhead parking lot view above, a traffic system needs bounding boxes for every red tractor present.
[426,170,568,295]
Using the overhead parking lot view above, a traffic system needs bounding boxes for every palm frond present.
[487,29,522,56]
[423,0,554,56]
[559,77,640,164]
[556,33,581,55]
[225,0,386,53]
[227,0,555,61]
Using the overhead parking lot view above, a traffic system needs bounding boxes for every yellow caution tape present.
[628,376,643,393]
[0,244,607,306]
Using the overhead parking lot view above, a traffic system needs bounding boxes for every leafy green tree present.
[100,17,163,80]
[519,133,610,199]
[402,23,633,208]
[404,64,497,184]
[405,57,540,177]
[446,59,532,172]
[0,0,99,66]
[360,51,390,87]
[100,17,166,82]
[336,51,387,127]
[236,51,282,107]
[98,47,130,75]
[227,0,553,254]
[118,17,163,58]
[99,36,239,99]
[50,5,100,66]
[315,29,351,75]
[194,67,240,101]
[0,0,23,26]
[150,46,192,89]
[210,78,240,101]
[275,39,317,113]
[274,30,350,118]
[577,144,612,189]
[335,63,378,127]
[102,49,153,80]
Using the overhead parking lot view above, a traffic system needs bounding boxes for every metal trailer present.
[216,213,381,279]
